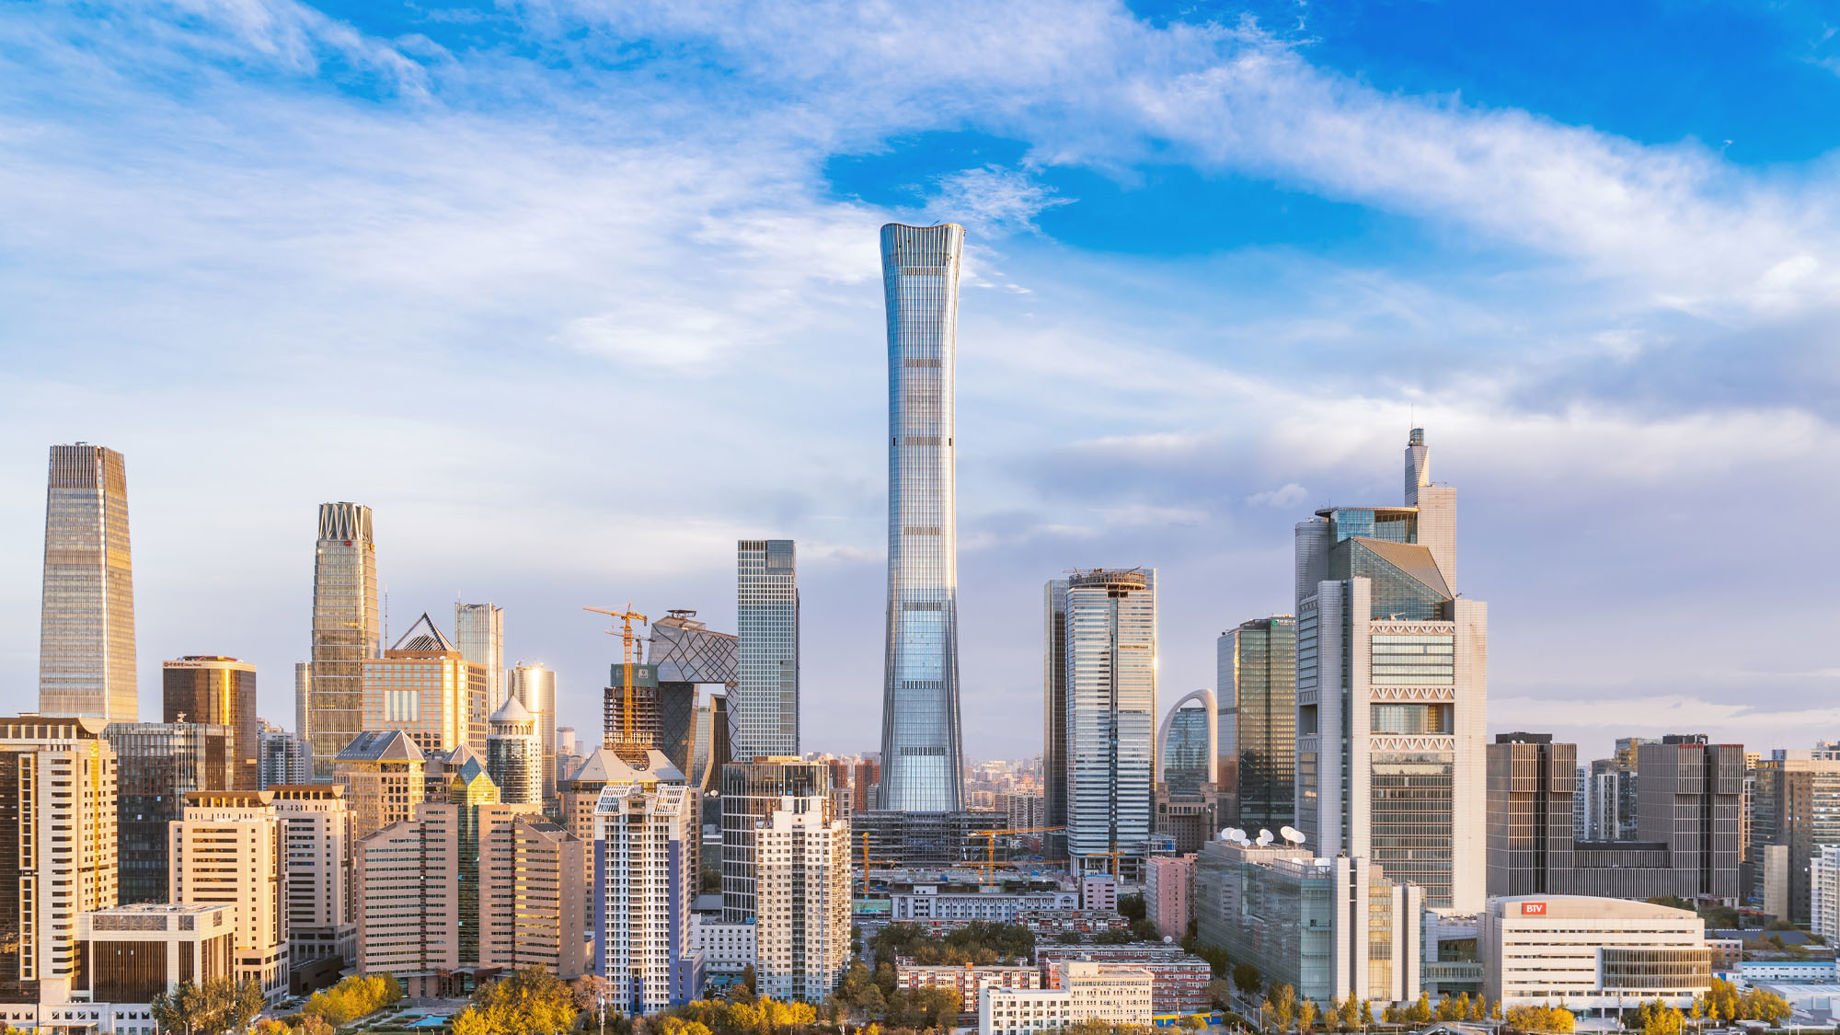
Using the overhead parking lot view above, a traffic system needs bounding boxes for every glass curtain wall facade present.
[1221,617,1297,831]
[1158,690,1216,796]
[454,603,504,710]
[509,662,558,801]
[308,503,378,777]
[1053,568,1157,879]
[736,539,799,760]
[39,443,138,724]
[879,222,966,814]
[161,657,258,791]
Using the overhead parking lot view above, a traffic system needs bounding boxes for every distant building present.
[1144,855,1194,940]
[721,759,831,922]
[1810,845,1840,945]
[258,721,312,789]
[269,785,356,966]
[735,540,799,760]
[509,663,559,802]
[168,791,288,998]
[38,443,139,725]
[1487,733,1577,897]
[851,809,1005,869]
[453,603,504,712]
[307,502,379,778]
[332,730,426,838]
[895,962,1038,1018]
[979,962,1152,1035]
[1155,689,1220,855]
[889,884,1078,923]
[1036,944,1211,1014]
[162,657,258,790]
[485,694,542,805]
[753,796,850,1003]
[645,612,739,776]
[106,721,233,904]
[1481,896,1711,1013]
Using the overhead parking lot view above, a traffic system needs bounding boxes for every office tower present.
[38,444,138,724]
[363,613,488,757]
[294,663,311,754]
[509,662,559,801]
[1155,689,1219,854]
[648,612,739,774]
[355,803,461,998]
[162,656,259,791]
[1294,428,1487,913]
[593,758,701,1013]
[478,807,585,978]
[168,791,288,998]
[423,743,482,802]
[878,221,966,814]
[1047,568,1157,879]
[1586,737,1653,842]
[1573,766,1590,843]
[556,726,582,784]
[1220,616,1297,831]
[454,602,504,708]
[0,716,117,1005]
[105,721,234,904]
[486,694,542,805]
[1486,733,1577,897]
[1637,735,1743,902]
[720,759,832,922]
[269,785,356,965]
[442,753,502,967]
[331,729,426,838]
[753,795,850,1003]
[736,540,799,760]
[80,903,237,1005]
[258,721,312,789]
[309,502,379,776]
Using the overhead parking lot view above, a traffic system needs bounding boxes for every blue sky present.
[2,0,1838,762]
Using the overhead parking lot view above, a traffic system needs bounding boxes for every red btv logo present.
[1521,901,1548,915]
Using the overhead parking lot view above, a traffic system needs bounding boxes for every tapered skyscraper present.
[878,222,965,813]
[308,502,379,776]
[38,443,138,723]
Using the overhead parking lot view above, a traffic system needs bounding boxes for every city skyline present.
[3,3,1839,763]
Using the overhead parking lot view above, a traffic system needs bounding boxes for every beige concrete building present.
[362,614,488,757]
[333,729,426,838]
[0,715,118,1007]
[478,807,585,978]
[1145,854,1194,939]
[79,903,236,1004]
[753,795,850,1003]
[355,803,461,997]
[169,790,288,998]
[979,962,1153,1035]
[270,785,356,965]
[1481,895,1712,1013]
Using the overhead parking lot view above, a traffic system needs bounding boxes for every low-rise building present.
[1144,855,1194,940]
[80,904,238,1004]
[1036,944,1210,1014]
[692,917,756,978]
[890,883,1079,923]
[895,961,1040,1014]
[979,962,1152,1035]
[1480,895,1712,1013]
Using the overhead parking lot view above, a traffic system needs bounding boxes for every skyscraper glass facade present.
[1160,692,1213,796]
[736,539,799,760]
[162,657,258,791]
[454,603,504,709]
[879,222,965,814]
[308,502,378,777]
[39,443,138,724]
[1222,616,1297,832]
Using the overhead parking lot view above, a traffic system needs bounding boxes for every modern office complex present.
[0,716,119,1006]
[593,762,702,1014]
[720,758,832,922]
[1480,896,1711,1013]
[38,443,138,724]
[1154,689,1219,854]
[478,808,585,978]
[168,791,288,998]
[258,721,312,789]
[362,613,489,757]
[486,694,543,806]
[161,656,258,790]
[735,539,799,760]
[308,502,380,776]
[878,221,966,814]
[508,662,558,800]
[752,795,850,1003]
[105,721,234,904]
[1747,744,1840,923]
[1636,736,1743,902]
[454,602,504,709]
[331,729,427,838]
[269,785,356,965]
[1294,428,1487,913]
[646,611,739,775]
[1047,568,1157,879]
[1219,616,1297,831]
[355,803,461,996]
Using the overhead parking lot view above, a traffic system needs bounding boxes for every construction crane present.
[856,832,903,890]
[972,826,1065,884]
[584,604,649,750]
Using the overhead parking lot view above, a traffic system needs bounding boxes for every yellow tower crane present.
[584,604,649,754]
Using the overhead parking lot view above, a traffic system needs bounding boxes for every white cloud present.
[925,166,1073,236]
[1247,483,1308,509]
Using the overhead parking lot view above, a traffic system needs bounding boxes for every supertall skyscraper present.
[308,502,379,776]
[38,443,138,723]
[736,539,799,759]
[1294,428,1487,913]
[878,222,966,813]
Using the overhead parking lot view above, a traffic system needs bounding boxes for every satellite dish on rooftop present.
[1281,826,1306,845]
[1256,829,1274,846]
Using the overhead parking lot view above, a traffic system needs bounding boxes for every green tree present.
[151,977,266,1035]
[1233,962,1262,999]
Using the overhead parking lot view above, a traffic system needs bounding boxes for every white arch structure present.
[1155,687,1218,787]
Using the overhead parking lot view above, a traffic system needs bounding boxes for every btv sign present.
[1520,902,1548,916]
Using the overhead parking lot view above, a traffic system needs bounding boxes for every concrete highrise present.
[355,803,460,997]
[168,791,288,998]
[508,662,558,801]
[736,539,799,760]
[1219,616,1297,832]
[269,785,356,966]
[363,613,489,757]
[1294,428,1487,913]
[258,720,312,789]
[38,443,138,724]
[0,716,118,1006]
[454,602,504,712]
[162,656,259,790]
[878,222,966,814]
[479,807,585,979]
[592,757,701,1013]
[1486,733,1577,897]
[1047,569,1157,879]
[753,795,850,1003]
[308,503,379,777]
[486,694,542,806]
[331,729,426,838]
[1637,735,1743,904]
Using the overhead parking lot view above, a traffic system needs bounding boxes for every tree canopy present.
[453,967,579,1035]
[303,974,404,1025]
[150,978,266,1035]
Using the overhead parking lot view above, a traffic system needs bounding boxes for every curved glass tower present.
[878,222,965,813]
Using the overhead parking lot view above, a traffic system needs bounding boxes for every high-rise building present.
[105,721,234,904]
[736,540,799,760]
[509,662,559,801]
[162,656,259,791]
[1294,428,1487,913]
[1637,735,1743,903]
[308,503,379,777]
[878,222,966,814]
[1219,616,1297,831]
[38,443,138,724]
[753,795,850,1003]
[355,803,460,997]
[593,758,701,1013]
[1486,733,1577,898]
[258,720,312,789]
[269,785,356,966]
[454,603,504,711]
[478,807,585,978]
[441,753,502,968]
[0,716,118,1005]
[486,695,542,806]
[1155,689,1219,854]
[647,612,739,776]
[1047,568,1157,879]
[1585,737,1653,842]
[168,791,288,998]
[720,759,832,923]
[1145,855,1195,940]
[363,613,489,757]
[331,729,426,839]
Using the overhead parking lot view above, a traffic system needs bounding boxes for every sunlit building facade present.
[168,791,288,998]
[454,603,504,714]
[162,656,258,791]
[486,694,542,806]
[736,539,799,760]
[879,222,966,814]
[362,613,488,758]
[1220,616,1297,832]
[308,502,379,776]
[38,443,138,724]
[508,662,559,801]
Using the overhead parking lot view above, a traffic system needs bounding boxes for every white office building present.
[168,791,288,998]
[979,962,1153,1035]
[1481,895,1712,1013]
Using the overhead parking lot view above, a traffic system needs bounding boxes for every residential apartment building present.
[979,962,1152,1035]
[753,795,850,1003]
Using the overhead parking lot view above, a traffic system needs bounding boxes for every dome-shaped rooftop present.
[490,693,533,725]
